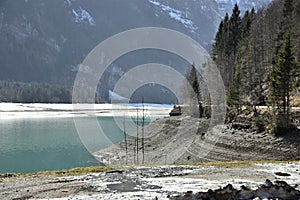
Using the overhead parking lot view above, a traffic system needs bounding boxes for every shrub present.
[253,116,265,133]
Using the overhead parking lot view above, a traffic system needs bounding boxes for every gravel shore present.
[1,161,300,199]
[95,116,300,165]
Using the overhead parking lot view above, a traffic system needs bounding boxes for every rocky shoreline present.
[1,161,300,199]
[171,179,300,200]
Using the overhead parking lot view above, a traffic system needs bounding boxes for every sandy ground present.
[0,162,299,200]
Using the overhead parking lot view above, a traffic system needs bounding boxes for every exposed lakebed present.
[1,162,300,199]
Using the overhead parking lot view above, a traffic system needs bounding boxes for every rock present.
[223,184,234,191]
[106,170,124,174]
[255,180,300,199]
[232,122,252,130]
[169,179,300,200]
[240,185,251,191]
[275,172,291,176]
[0,173,14,178]
[236,189,255,200]
[263,179,274,188]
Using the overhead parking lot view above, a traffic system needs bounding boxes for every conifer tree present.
[188,63,200,100]
[229,3,242,60]
[187,63,202,117]
[226,66,242,119]
[270,30,298,133]
[274,0,294,60]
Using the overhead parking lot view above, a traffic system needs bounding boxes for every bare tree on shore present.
[122,114,128,164]
[142,97,145,164]
[136,108,139,164]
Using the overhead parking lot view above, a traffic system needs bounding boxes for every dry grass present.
[191,160,255,168]
[1,160,300,181]
[0,165,113,181]
[188,160,300,168]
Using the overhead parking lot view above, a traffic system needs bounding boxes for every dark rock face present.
[0,0,271,101]
[170,179,300,200]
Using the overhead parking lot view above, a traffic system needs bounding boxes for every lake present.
[0,115,157,173]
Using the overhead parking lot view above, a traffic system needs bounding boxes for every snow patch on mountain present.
[149,0,197,32]
[65,0,72,6]
[72,7,95,26]
[46,38,61,52]
[215,0,240,4]
[109,90,129,102]
[215,0,272,14]
[71,64,93,74]
[149,1,160,6]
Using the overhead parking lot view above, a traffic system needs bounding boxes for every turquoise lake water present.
[0,116,155,173]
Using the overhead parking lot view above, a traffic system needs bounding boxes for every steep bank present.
[94,116,300,165]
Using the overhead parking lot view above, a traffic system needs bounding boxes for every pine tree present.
[226,8,255,119]
[215,4,242,88]
[213,13,232,89]
[187,63,202,117]
[229,3,242,60]
[188,63,200,99]
[226,65,242,120]
[274,0,294,60]
[270,30,298,133]
[294,1,300,62]
[240,9,255,39]
[213,20,224,61]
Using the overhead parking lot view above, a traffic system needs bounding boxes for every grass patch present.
[0,166,114,181]
[252,160,300,165]
[191,160,255,168]
[38,165,114,176]
[192,160,300,168]
[1,160,299,181]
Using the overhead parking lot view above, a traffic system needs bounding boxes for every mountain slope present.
[0,0,271,101]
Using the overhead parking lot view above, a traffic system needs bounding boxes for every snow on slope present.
[72,7,96,26]
[65,0,96,26]
[215,0,273,12]
[149,0,198,32]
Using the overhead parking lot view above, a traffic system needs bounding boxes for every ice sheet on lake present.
[0,103,171,119]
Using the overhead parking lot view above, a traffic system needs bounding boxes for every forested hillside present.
[0,0,271,103]
[212,0,300,133]
[0,81,71,103]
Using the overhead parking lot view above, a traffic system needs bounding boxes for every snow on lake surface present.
[0,103,172,119]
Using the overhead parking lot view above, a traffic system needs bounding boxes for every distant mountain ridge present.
[0,0,271,101]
